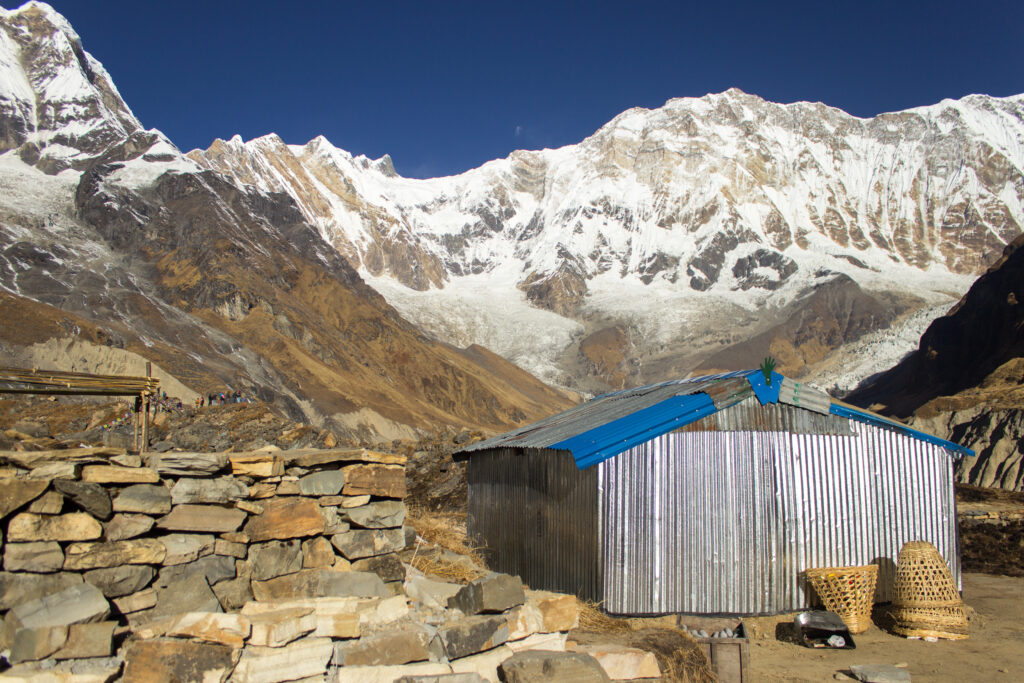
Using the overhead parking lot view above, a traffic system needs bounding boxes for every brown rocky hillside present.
[847,234,1024,490]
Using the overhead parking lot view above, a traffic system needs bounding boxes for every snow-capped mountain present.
[0,2,574,438]
[189,90,1024,391]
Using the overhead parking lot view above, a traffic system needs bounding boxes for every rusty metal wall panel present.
[599,406,960,615]
[466,448,601,601]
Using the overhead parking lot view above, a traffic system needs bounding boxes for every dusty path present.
[745,573,1024,682]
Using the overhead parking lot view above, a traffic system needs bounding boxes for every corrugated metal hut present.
[456,369,974,616]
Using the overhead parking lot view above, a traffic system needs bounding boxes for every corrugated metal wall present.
[599,404,960,615]
[466,448,601,601]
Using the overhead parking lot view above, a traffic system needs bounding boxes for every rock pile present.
[0,445,650,682]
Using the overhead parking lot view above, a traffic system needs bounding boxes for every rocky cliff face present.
[189,89,1024,391]
[847,234,1024,490]
[0,2,574,439]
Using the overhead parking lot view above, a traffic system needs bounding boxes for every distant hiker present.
[200,396,205,408]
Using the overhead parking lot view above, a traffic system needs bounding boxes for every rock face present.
[191,89,1024,393]
[0,2,574,445]
[848,234,1024,490]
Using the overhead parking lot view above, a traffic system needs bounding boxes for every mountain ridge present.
[0,1,576,440]
[189,88,1024,391]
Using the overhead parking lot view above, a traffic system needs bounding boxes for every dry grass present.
[408,553,487,584]
[576,600,633,634]
[406,506,488,583]
[574,601,717,683]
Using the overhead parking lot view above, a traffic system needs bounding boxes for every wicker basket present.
[805,564,878,634]
[890,605,970,640]
[893,541,962,607]
[891,541,968,639]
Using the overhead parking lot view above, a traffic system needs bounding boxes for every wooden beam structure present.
[0,366,160,453]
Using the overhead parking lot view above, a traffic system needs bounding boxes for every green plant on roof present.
[760,356,777,385]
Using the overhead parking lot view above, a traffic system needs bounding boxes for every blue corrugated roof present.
[458,369,974,467]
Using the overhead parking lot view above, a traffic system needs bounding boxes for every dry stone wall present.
[0,446,613,682]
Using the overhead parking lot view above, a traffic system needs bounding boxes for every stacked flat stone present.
[0,446,648,682]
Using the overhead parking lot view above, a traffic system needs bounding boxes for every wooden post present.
[133,401,139,452]
[141,363,151,454]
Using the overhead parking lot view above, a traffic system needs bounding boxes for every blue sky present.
[40,0,1024,178]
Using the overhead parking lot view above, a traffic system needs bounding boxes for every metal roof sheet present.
[458,369,975,466]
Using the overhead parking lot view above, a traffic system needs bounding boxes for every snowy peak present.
[0,1,143,173]
[189,90,1024,391]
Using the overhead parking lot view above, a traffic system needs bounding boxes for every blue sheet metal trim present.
[829,403,975,457]
[747,370,783,404]
[552,393,719,469]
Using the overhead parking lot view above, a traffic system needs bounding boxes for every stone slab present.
[122,637,234,683]
[437,615,509,660]
[498,650,610,683]
[448,573,525,615]
[251,569,388,601]
[339,662,453,683]
[81,465,159,484]
[7,583,109,631]
[52,621,116,660]
[0,480,48,519]
[448,645,515,683]
[150,576,222,618]
[112,484,171,515]
[63,539,166,570]
[113,588,158,614]
[245,496,325,541]
[301,536,336,568]
[250,539,304,581]
[296,470,345,496]
[159,533,215,565]
[569,643,660,680]
[341,464,405,498]
[405,574,462,611]
[156,504,247,533]
[157,554,236,589]
[8,512,102,542]
[247,606,316,647]
[103,513,154,541]
[146,451,228,476]
[345,501,406,529]
[351,554,406,583]
[230,453,285,478]
[850,664,913,683]
[0,571,83,611]
[134,611,250,648]
[27,491,64,514]
[83,565,155,598]
[4,542,64,573]
[170,477,248,504]
[53,480,112,521]
[9,624,68,663]
[331,528,406,560]
[334,623,437,666]
[232,636,334,683]
[285,448,406,468]
[215,538,248,558]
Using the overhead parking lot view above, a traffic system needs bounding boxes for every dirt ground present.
[745,573,1024,682]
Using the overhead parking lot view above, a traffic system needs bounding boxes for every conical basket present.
[805,564,878,634]
[890,541,968,639]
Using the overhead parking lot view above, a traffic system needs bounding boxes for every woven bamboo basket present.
[805,564,878,634]
[890,605,970,640]
[893,541,962,607]
[891,540,968,639]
